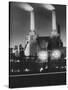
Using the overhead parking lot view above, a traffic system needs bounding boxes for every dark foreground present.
[9,72,66,88]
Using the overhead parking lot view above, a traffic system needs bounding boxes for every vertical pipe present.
[30,11,35,31]
[51,10,59,37]
[52,10,56,31]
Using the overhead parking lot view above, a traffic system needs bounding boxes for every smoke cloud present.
[14,2,33,12]
[41,4,55,11]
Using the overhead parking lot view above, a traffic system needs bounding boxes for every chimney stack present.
[51,10,59,37]
[30,11,35,31]
[52,10,56,30]
[24,11,36,56]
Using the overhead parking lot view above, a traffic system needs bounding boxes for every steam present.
[14,2,34,31]
[41,4,58,36]
[41,4,55,11]
[14,2,33,12]
[41,4,56,30]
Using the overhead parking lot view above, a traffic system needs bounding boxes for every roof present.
[37,36,50,42]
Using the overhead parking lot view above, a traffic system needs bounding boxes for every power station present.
[23,4,66,72]
[9,3,66,88]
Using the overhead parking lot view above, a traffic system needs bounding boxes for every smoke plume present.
[14,2,33,12]
[41,4,55,11]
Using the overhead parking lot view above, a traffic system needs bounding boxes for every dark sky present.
[10,2,66,48]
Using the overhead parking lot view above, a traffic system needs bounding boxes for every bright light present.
[51,50,61,60]
[24,43,30,56]
[40,67,43,72]
[38,51,48,62]
[24,68,30,72]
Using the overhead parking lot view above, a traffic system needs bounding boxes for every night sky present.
[10,2,66,48]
